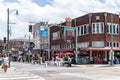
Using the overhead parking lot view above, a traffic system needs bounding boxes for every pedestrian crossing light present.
[29,25,32,32]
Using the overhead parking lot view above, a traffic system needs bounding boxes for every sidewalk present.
[72,64,120,68]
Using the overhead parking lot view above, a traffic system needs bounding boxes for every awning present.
[54,53,65,56]
[53,52,74,56]
[65,52,74,56]
[88,47,120,51]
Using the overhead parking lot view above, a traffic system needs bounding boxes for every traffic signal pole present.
[28,34,30,63]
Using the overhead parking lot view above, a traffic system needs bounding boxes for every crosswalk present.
[0,71,45,80]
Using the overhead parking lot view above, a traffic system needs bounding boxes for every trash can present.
[77,58,81,64]
[0,58,2,66]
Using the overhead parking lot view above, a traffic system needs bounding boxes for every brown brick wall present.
[50,12,120,48]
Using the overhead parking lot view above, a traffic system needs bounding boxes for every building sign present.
[40,30,48,36]
[65,17,72,27]
[64,26,75,36]
[64,26,75,44]
[39,22,48,36]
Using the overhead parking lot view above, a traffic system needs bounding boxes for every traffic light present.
[29,25,32,32]
[3,37,6,43]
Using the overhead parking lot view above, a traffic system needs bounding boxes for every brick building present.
[50,12,120,64]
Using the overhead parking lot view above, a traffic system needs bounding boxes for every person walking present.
[67,56,72,67]
[39,56,43,64]
[33,54,38,64]
[2,54,9,73]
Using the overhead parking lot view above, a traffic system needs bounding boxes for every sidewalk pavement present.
[72,64,120,68]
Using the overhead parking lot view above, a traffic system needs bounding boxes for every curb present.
[72,64,120,68]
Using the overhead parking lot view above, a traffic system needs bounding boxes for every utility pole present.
[7,8,18,68]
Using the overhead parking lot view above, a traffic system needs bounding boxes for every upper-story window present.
[52,31,60,40]
[78,42,89,48]
[107,41,119,48]
[107,23,119,34]
[92,41,104,48]
[92,22,104,34]
[79,24,89,36]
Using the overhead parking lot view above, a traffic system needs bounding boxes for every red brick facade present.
[50,12,120,64]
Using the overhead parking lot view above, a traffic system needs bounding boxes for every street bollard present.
[45,61,47,67]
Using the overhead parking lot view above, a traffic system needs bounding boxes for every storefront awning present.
[88,47,120,51]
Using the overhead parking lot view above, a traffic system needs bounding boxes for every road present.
[1,62,120,80]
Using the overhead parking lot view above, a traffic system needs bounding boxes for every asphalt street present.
[1,62,120,80]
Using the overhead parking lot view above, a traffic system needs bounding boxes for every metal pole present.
[110,14,114,66]
[29,34,30,42]
[7,8,18,67]
[48,23,50,60]
[75,19,78,64]
[28,34,30,63]
[7,8,10,68]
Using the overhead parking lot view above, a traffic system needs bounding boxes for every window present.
[117,42,119,47]
[107,41,119,47]
[81,25,84,35]
[52,31,60,40]
[101,23,104,33]
[96,16,100,20]
[92,22,104,34]
[78,42,89,48]
[92,24,95,33]
[79,24,89,36]
[107,23,119,34]
[92,41,104,48]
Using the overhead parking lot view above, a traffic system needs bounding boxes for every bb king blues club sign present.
[63,17,75,44]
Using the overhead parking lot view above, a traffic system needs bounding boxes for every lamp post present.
[7,8,18,68]
[109,14,114,66]
[74,19,78,64]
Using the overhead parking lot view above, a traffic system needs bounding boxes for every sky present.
[0,0,120,40]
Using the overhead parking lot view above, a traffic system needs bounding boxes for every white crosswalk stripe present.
[0,71,45,80]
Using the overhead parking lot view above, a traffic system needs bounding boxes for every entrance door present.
[93,51,104,64]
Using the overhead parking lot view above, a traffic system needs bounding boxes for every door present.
[93,51,104,64]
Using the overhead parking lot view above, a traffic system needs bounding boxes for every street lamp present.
[74,19,78,64]
[109,14,114,66]
[7,8,18,68]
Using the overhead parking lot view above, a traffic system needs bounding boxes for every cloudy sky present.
[0,0,120,40]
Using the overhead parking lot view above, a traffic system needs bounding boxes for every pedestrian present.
[33,54,38,64]
[2,54,9,73]
[39,56,43,64]
[67,56,72,67]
